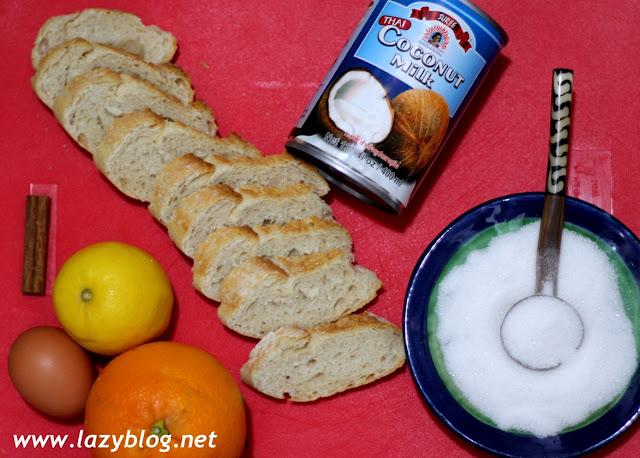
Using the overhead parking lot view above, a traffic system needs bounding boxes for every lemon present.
[53,241,173,356]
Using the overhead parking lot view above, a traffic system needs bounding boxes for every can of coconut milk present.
[286,0,507,213]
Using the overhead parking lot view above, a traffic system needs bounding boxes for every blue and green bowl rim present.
[403,192,640,457]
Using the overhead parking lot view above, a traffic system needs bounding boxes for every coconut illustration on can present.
[384,89,449,179]
[318,70,394,146]
[287,0,507,213]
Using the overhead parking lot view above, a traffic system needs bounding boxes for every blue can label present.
[288,0,506,210]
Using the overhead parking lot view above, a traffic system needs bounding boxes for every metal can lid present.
[286,139,404,213]
[458,0,509,47]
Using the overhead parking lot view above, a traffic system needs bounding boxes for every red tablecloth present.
[2,1,639,456]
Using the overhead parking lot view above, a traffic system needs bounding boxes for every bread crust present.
[204,152,329,196]
[192,226,259,280]
[32,8,177,69]
[240,312,405,401]
[95,111,260,191]
[214,132,262,158]
[96,110,296,203]
[218,249,381,337]
[168,184,241,248]
[148,153,214,220]
[53,68,215,153]
[169,182,331,257]
[33,38,193,107]
[237,183,314,199]
[192,217,352,300]
[94,110,163,173]
[271,248,347,275]
[255,216,347,237]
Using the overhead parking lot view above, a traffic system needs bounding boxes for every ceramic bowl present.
[404,192,640,457]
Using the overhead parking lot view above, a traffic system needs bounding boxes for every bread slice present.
[53,69,215,153]
[149,153,329,223]
[218,249,381,338]
[240,312,404,401]
[33,39,193,107]
[204,153,329,196]
[193,217,352,301]
[32,8,176,69]
[95,111,259,202]
[168,183,333,257]
[149,154,214,221]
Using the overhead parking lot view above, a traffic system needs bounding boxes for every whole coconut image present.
[384,89,449,178]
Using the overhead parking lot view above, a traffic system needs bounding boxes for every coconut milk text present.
[378,25,465,89]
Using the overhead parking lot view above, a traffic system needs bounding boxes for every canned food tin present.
[287,0,507,213]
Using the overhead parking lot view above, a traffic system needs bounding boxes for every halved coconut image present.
[318,69,393,145]
[383,89,450,179]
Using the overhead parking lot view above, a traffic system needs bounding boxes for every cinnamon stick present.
[22,195,51,295]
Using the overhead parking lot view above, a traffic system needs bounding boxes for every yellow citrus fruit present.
[53,241,173,356]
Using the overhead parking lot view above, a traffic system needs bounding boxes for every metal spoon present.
[500,69,584,371]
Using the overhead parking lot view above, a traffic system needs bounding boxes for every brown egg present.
[8,326,95,419]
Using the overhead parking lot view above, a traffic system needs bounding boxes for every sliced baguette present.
[168,183,333,257]
[95,111,259,202]
[218,249,381,338]
[33,39,193,107]
[193,217,352,301]
[32,8,176,69]
[241,312,404,401]
[150,152,329,223]
[53,69,215,153]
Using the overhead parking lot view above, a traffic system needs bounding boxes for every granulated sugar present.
[435,222,637,437]
[500,295,584,370]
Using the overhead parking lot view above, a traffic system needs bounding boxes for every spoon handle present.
[546,68,573,196]
[536,69,574,295]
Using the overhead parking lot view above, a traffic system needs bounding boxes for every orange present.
[85,341,246,458]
